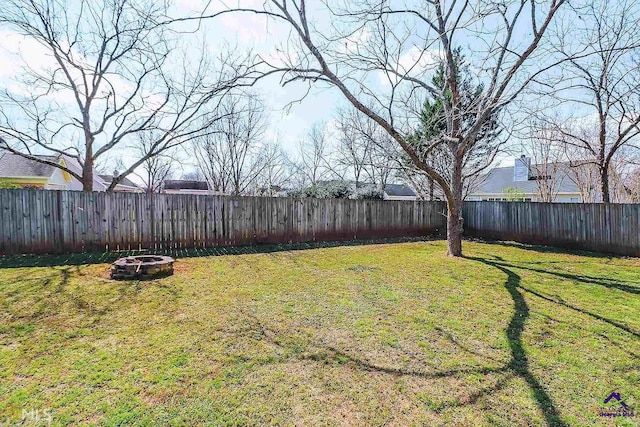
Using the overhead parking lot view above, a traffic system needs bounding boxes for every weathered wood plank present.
[461,201,640,256]
[4,189,638,257]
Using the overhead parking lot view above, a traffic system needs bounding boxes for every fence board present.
[462,201,640,256]
[3,190,637,257]
[0,190,444,255]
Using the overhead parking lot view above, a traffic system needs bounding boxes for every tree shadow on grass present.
[2,266,162,328]
[467,256,569,427]
[479,259,640,338]
[311,344,517,411]
[0,236,441,269]
[432,325,502,363]
[519,285,639,338]
[239,309,506,379]
[466,238,627,260]
[487,260,639,295]
[237,307,525,417]
[309,345,506,380]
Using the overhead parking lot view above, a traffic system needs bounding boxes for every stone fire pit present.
[110,255,175,280]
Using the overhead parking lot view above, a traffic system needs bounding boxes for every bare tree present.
[397,49,504,202]
[335,106,399,190]
[609,147,640,202]
[191,0,571,256]
[0,0,253,191]
[253,141,294,195]
[193,93,269,195]
[181,170,205,181]
[532,0,640,202]
[623,165,640,202]
[132,131,175,193]
[292,122,336,187]
[335,108,373,188]
[564,141,600,202]
[358,121,397,190]
[522,122,568,202]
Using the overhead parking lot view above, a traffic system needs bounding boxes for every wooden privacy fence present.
[0,190,447,255]
[2,190,638,256]
[463,201,640,256]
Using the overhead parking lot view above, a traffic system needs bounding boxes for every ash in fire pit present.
[110,255,174,280]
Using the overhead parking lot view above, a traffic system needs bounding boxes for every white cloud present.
[0,29,82,105]
[262,44,301,69]
[0,30,53,79]
[339,27,372,55]
[174,0,208,13]
[174,0,288,44]
[218,13,277,43]
[378,46,442,87]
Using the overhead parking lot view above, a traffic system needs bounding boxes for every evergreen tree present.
[406,48,502,197]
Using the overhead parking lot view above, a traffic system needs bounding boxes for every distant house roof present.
[0,152,59,178]
[317,180,416,195]
[384,183,416,197]
[163,180,209,190]
[99,174,138,189]
[472,162,581,195]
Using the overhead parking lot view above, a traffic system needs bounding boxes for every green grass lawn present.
[0,240,638,426]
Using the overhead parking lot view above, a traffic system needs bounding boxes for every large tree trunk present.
[600,166,611,203]
[446,159,464,257]
[82,154,94,192]
[82,127,94,192]
[429,178,434,201]
[446,200,463,256]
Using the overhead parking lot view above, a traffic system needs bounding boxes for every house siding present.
[467,192,583,203]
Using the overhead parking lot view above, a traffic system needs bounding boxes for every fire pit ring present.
[110,255,175,280]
